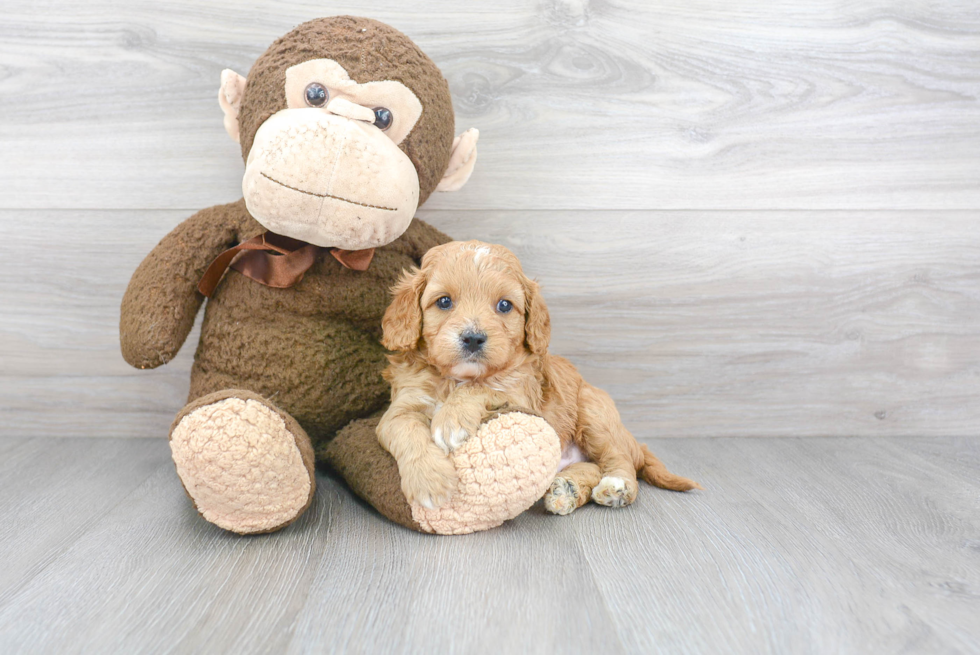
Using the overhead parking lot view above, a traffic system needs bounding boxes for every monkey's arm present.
[120,201,248,369]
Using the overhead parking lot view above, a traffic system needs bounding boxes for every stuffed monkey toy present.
[120,16,560,535]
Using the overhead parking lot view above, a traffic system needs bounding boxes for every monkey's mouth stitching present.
[260,172,397,212]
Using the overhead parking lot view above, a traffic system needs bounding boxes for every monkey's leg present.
[169,389,315,534]
[543,462,602,516]
[320,410,562,534]
[318,416,425,532]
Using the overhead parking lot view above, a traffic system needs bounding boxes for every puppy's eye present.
[305,83,329,107]
[436,296,453,310]
[496,299,513,314]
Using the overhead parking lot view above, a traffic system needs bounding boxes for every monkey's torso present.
[187,200,449,445]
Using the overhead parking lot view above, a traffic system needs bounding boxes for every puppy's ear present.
[523,278,551,354]
[382,268,426,351]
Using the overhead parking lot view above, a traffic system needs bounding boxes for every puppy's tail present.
[639,444,703,491]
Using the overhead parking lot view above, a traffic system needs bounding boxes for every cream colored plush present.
[170,398,313,533]
[242,108,420,250]
[435,128,479,192]
[218,55,479,252]
[410,412,561,535]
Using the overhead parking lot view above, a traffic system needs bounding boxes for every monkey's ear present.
[218,69,247,143]
[382,268,426,352]
[436,128,479,192]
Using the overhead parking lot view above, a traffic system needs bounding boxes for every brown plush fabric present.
[120,201,253,369]
[120,17,461,534]
[122,198,451,447]
[238,16,455,208]
[317,408,547,532]
[319,417,422,531]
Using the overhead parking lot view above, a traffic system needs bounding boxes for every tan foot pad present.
[170,398,313,534]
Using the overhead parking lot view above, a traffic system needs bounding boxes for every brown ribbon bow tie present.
[197,231,375,298]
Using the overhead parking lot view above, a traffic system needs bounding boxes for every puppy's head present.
[382,240,550,380]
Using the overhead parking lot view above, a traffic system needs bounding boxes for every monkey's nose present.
[460,331,487,353]
[325,97,375,122]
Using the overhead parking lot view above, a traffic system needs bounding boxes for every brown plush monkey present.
[120,17,506,534]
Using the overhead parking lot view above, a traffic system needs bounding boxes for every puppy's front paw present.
[430,411,480,454]
[400,452,458,509]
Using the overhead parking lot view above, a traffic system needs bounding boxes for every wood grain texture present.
[2,208,977,438]
[0,436,976,654]
[434,209,980,438]
[2,3,977,652]
[576,436,980,654]
[0,439,165,605]
[1,0,979,211]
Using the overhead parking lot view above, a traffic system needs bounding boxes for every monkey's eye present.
[373,107,393,131]
[305,83,329,107]
[496,299,513,314]
[436,296,453,310]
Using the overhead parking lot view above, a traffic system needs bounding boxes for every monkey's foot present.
[169,391,315,534]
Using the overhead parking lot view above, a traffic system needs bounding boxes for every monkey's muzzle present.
[242,109,420,250]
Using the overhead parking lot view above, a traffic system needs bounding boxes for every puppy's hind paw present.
[544,477,580,516]
[591,476,637,508]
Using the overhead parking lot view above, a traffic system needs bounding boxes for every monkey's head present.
[218,17,478,250]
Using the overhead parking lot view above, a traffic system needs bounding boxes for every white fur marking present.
[431,426,449,454]
[447,425,470,451]
[473,246,491,265]
[592,476,629,508]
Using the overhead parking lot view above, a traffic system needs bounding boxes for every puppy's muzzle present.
[460,330,487,354]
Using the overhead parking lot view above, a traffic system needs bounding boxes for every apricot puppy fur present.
[377,240,701,512]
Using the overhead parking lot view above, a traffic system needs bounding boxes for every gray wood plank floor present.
[0,436,977,654]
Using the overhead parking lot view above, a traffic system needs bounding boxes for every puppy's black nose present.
[460,330,487,353]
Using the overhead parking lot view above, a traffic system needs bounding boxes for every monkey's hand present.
[120,202,244,369]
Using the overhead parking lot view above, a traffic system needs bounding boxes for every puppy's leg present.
[378,403,457,509]
[575,384,642,508]
[543,462,602,515]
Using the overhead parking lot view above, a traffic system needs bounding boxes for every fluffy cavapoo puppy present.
[377,240,701,512]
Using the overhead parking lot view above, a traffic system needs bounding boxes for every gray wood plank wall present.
[1,0,978,438]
